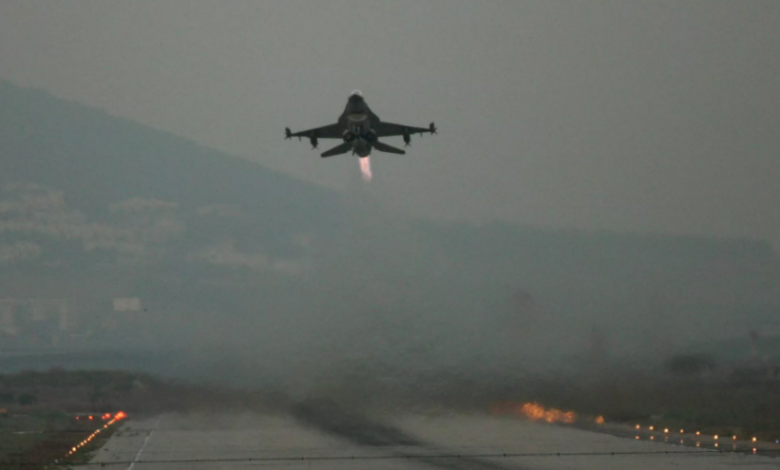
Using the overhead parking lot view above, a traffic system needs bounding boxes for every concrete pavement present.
[81,411,780,470]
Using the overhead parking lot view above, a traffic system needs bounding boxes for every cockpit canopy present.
[350,90,363,98]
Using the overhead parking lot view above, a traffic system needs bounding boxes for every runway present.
[84,411,780,470]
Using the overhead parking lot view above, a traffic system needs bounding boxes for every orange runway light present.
[635,424,640,430]
[635,435,640,440]
[664,428,669,434]
[679,429,684,434]
[752,437,758,443]
[714,435,719,440]
[695,431,701,436]
[649,426,654,431]
[508,402,577,424]
[733,435,737,440]
[595,416,605,425]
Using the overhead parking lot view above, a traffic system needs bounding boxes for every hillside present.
[0,79,352,354]
[1,79,778,390]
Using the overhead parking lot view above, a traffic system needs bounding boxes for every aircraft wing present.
[373,121,436,138]
[285,123,343,140]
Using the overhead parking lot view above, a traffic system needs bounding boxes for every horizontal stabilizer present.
[373,140,406,155]
[321,142,352,158]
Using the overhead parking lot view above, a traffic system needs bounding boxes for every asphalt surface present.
[83,410,780,470]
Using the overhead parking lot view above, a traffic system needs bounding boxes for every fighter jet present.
[285,90,437,157]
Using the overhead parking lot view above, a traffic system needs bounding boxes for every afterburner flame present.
[493,401,576,424]
[359,156,372,181]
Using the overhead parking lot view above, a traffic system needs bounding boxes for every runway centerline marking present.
[127,416,161,470]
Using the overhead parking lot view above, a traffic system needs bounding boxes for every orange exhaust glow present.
[359,156,372,181]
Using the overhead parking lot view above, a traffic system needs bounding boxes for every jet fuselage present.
[341,93,376,157]
[285,90,435,158]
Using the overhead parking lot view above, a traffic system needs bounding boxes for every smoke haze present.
[0,2,779,412]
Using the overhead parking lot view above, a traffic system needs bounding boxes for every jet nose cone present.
[349,90,364,103]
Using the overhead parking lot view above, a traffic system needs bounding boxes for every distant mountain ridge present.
[0,79,343,228]
[1,78,778,381]
[0,79,355,352]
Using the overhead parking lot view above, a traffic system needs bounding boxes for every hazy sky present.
[1,1,778,247]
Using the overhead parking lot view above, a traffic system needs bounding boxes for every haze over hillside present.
[1,79,779,396]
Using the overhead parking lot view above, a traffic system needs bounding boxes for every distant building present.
[0,301,18,337]
[113,297,141,312]
[102,297,155,344]
[0,298,71,345]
